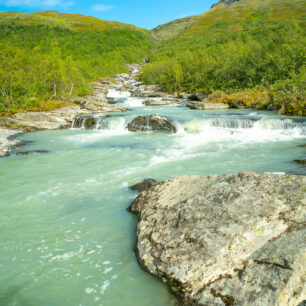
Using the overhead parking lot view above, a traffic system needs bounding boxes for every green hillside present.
[142,0,306,116]
[0,11,154,115]
[151,15,200,41]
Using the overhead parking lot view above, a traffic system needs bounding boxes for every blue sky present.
[0,0,217,29]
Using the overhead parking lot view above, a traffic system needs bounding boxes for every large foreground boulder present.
[127,115,177,133]
[130,172,306,305]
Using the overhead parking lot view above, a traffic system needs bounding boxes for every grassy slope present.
[0,11,154,115]
[151,15,200,41]
[182,0,305,42]
[142,0,306,115]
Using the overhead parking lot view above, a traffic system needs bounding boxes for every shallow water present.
[0,91,305,305]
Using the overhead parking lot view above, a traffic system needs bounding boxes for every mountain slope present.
[140,0,306,115]
[151,15,200,41]
[0,10,146,31]
[0,11,154,115]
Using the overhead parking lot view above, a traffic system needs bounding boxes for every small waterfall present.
[72,114,127,134]
[120,97,145,108]
[183,117,306,137]
[72,115,97,129]
[107,89,131,99]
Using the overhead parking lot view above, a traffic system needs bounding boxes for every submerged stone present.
[130,179,158,193]
[16,150,48,155]
[295,159,306,165]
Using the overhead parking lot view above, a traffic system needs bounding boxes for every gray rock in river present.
[127,115,177,133]
[186,101,230,110]
[130,172,306,305]
[144,99,179,106]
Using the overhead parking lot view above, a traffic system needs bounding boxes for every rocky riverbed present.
[0,64,184,156]
[130,172,306,305]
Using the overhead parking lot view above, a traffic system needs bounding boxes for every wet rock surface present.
[127,115,177,133]
[130,172,306,305]
[72,113,107,129]
[186,101,230,110]
[0,128,22,157]
[130,179,159,193]
[144,99,181,106]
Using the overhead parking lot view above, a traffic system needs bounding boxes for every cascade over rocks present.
[127,115,177,133]
[72,113,111,130]
[130,172,306,305]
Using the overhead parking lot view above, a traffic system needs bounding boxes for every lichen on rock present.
[129,172,306,305]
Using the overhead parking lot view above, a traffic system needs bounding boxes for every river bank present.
[1,63,306,158]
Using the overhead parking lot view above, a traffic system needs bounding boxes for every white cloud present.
[0,0,74,8]
[90,4,115,12]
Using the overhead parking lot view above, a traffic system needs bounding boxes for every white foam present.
[107,89,131,98]
[181,117,305,147]
[85,288,95,295]
[120,96,145,108]
[104,267,113,274]
[100,280,110,294]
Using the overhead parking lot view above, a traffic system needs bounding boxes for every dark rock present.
[188,93,207,101]
[130,179,158,192]
[72,114,107,129]
[14,140,35,147]
[127,115,177,133]
[84,117,96,129]
[106,97,117,104]
[16,150,48,155]
[294,159,306,165]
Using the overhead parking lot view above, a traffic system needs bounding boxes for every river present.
[0,89,305,305]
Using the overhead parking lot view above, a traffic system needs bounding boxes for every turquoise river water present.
[0,89,305,306]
